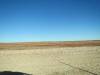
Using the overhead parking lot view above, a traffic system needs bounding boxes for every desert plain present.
[0,40,100,75]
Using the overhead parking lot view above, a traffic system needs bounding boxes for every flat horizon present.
[0,40,100,43]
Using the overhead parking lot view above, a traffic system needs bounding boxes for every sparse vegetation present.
[0,41,100,75]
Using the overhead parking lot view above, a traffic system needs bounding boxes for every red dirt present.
[0,40,100,48]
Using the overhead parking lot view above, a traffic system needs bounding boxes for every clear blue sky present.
[0,0,100,42]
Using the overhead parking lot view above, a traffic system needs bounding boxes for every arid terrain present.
[0,40,100,75]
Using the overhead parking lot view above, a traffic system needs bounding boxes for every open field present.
[0,41,100,75]
[0,40,100,50]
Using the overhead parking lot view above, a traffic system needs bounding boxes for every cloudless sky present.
[0,0,100,42]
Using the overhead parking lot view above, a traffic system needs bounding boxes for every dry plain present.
[0,41,100,75]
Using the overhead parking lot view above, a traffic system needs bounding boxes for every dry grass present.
[0,40,100,50]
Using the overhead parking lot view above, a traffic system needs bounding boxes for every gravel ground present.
[0,46,100,75]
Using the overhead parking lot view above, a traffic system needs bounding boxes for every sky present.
[0,0,100,42]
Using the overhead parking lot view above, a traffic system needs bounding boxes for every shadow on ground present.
[0,71,31,75]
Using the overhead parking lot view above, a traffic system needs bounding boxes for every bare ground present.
[0,46,100,75]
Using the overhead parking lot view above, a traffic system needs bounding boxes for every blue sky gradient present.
[0,0,100,42]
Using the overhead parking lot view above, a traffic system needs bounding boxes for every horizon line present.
[0,40,100,43]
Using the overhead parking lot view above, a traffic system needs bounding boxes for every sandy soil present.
[0,46,100,75]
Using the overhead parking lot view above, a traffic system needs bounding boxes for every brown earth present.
[0,40,100,50]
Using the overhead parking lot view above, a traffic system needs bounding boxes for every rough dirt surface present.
[0,41,100,75]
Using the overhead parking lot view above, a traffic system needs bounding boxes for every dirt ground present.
[0,46,100,75]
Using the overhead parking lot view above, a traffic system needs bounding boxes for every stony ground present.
[0,46,100,75]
